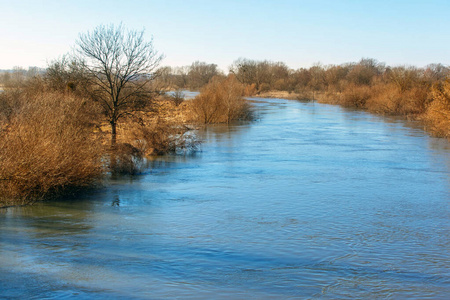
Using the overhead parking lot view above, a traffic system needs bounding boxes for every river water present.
[1,98,449,299]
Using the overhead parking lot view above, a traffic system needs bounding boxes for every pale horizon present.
[1,0,449,72]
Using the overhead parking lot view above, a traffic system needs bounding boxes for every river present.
[1,98,449,299]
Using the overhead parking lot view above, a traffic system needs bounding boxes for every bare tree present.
[153,66,174,90]
[75,24,163,143]
[308,63,325,100]
[187,61,220,89]
[230,58,262,91]
[230,58,283,92]
[172,66,189,88]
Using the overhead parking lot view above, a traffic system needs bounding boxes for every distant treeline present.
[154,58,450,138]
[2,58,450,139]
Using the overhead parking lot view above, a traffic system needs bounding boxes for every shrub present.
[107,117,200,175]
[366,83,430,115]
[132,118,199,156]
[108,142,144,175]
[422,80,450,138]
[191,75,253,124]
[364,83,400,114]
[0,91,104,206]
[170,90,185,106]
[243,83,257,96]
[339,83,371,108]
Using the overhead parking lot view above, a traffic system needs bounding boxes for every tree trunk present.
[110,121,117,146]
[109,120,118,174]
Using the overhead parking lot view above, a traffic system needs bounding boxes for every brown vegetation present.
[105,56,449,137]
[169,90,185,106]
[0,25,200,207]
[0,73,198,207]
[172,57,446,138]
[190,75,253,124]
[422,79,450,138]
[0,91,104,207]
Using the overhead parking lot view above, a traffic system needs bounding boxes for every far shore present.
[254,90,306,100]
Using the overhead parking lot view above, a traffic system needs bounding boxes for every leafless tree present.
[230,58,290,92]
[75,24,163,143]
[308,63,326,99]
[187,61,220,89]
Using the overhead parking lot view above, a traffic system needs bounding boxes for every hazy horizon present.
[1,0,449,72]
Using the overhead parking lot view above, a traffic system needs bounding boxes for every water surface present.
[1,98,449,299]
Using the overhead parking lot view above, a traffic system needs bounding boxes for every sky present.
[1,0,449,72]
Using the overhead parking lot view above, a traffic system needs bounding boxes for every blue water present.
[1,98,449,299]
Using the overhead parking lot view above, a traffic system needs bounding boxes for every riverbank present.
[256,90,304,100]
[0,94,196,209]
[1,76,257,208]
[254,85,450,139]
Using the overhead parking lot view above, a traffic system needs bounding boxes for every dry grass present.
[105,98,200,174]
[256,90,303,100]
[132,118,199,155]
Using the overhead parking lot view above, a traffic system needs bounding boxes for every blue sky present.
[1,0,449,71]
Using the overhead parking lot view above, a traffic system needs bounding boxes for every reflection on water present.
[1,98,449,299]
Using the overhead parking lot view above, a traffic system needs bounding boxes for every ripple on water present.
[1,99,449,298]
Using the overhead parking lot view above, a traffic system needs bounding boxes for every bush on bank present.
[0,91,104,207]
[191,75,253,124]
[422,79,450,138]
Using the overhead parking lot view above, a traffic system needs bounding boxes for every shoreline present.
[253,90,447,140]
